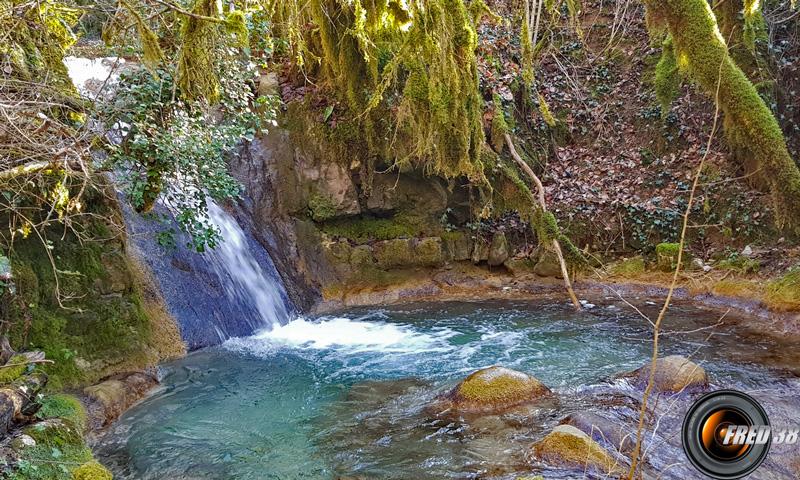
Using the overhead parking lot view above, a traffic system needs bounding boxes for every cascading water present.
[204,201,290,332]
[124,198,293,348]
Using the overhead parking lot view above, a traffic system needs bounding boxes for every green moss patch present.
[320,216,419,243]
[71,461,113,480]
[0,354,29,384]
[37,394,87,432]
[764,269,800,312]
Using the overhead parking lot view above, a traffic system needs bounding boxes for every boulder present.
[471,239,489,264]
[530,424,625,475]
[413,237,445,267]
[561,411,634,453]
[625,355,708,393]
[503,257,536,276]
[442,232,473,262]
[435,366,551,414]
[533,250,563,278]
[82,372,158,430]
[487,233,509,266]
[374,239,414,269]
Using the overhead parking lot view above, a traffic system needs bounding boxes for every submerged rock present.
[530,424,625,475]
[434,366,551,414]
[625,355,708,393]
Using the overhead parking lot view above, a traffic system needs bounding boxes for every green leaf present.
[323,105,334,122]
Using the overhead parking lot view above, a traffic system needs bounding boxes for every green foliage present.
[0,354,28,383]
[645,0,800,231]
[12,419,92,480]
[103,61,275,251]
[37,394,87,432]
[717,251,760,274]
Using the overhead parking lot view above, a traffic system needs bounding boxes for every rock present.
[82,372,158,430]
[349,245,374,269]
[442,232,472,262]
[530,424,625,474]
[742,245,753,257]
[561,411,634,453]
[366,173,448,216]
[413,237,445,267]
[533,250,563,278]
[471,239,489,264]
[0,371,47,436]
[374,239,414,269]
[503,257,536,276]
[625,355,708,393]
[435,366,551,414]
[487,233,509,266]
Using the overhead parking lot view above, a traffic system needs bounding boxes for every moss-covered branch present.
[645,0,800,232]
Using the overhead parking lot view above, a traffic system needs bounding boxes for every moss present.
[764,269,800,311]
[610,256,646,277]
[0,354,28,384]
[71,461,113,480]
[490,94,509,152]
[5,201,159,389]
[645,0,800,231]
[307,193,338,222]
[37,394,87,432]
[450,366,550,412]
[176,0,222,102]
[374,239,414,268]
[532,425,622,474]
[538,93,557,128]
[13,419,94,480]
[413,237,445,267]
[320,216,418,243]
[654,36,681,114]
[655,242,688,272]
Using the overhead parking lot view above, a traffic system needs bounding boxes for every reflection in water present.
[94,300,800,480]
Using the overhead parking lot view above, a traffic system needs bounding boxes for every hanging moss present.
[646,0,800,232]
[537,92,557,127]
[654,36,681,114]
[120,0,164,72]
[491,94,509,152]
[176,0,222,103]
[225,10,248,47]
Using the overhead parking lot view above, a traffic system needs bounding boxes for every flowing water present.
[95,299,800,480]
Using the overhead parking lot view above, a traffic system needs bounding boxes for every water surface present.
[95,299,800,479]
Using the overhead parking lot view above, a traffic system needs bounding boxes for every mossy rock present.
[441,231,472,262]
[609,256,646,277]
[438,366,551,414]
[37,394,87,432]
[487,232,509,267]
[625,355,708,393]
[530,424,624,475]
[374,239,414,269]
[23,418,84,450]
[533,250,562,278]
[655,243,691,272]
[471,239,489,264]
[349,245,375,269]
[413,237,445,267]
[503,257,537,276]
[308,193,338,222]
[0,354,28,384]
[71,461,113,480]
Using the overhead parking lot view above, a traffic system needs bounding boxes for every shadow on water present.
[94,299,800,479]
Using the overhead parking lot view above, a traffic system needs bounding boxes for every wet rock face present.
[625,355,708,393]
[81,372,159,432]
[435,366,551,414]
[488,232,509,266]
[530,424,625,475]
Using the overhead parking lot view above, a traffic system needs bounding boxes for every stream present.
[94,299,800,479]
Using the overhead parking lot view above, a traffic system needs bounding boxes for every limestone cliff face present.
[229,77,556,309]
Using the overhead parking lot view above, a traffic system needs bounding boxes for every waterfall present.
[124,197,294,349]
[204,201,289,331]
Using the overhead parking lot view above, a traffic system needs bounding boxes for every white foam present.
[225,317,455,355]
